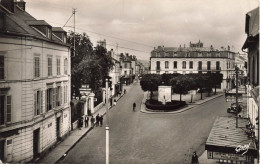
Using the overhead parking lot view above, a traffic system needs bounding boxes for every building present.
[150,42,236,90]
[0,0,71,162]
[235,53,248,86]
[242,6,259,156]
[107,49,122,96]
[120,53,135,85]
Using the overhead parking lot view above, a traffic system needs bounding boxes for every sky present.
[25,0,259,60]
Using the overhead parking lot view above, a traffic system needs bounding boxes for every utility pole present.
[105,78,109,164]
[73,8,76,57]
[235,65,239,128]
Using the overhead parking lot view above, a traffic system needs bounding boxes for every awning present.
[206,117,258,159]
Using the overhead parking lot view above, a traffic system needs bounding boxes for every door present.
[56,117,60,140]
[33,129,40,158]
[0,96,5,125]
[0,140,5,162]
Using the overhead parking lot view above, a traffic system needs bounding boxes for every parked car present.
[227,102,242,114]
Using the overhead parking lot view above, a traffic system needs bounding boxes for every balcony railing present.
[197,67,221,71]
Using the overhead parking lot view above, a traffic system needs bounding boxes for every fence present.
[93,102,104,113]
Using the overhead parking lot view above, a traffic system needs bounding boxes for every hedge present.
[145,99,186,111]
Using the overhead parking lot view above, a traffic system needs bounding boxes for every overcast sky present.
[26,0,258,60]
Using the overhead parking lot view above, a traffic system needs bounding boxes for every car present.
[227,102,242,114]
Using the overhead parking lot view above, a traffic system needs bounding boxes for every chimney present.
[1,0,15,12]
[126,53,129,57]
[15,0,26,10]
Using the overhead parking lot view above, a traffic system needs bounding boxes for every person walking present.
[99,115,103,127]
[96,114,100,127]
[78,118,82,130]
[85,116,89,127]
[133,102,136,111]
[90,116,95,128]
[113,99,117,106]
[191,151,199,164]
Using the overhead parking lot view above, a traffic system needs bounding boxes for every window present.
[34,90,43,116]
[173,61,177,69]
[47,88,54,111]
[0,56,4,79]
[165,61,169,69]
[56,86,62,107]
[207,61,211,70]
[64,85,67,104]
[0,95,11,124]
[124,71,127,75]
[34,56,40,78]
[182,61,186,69]
[124,63,127,68]
[64,58,68,75]
[156,61,160,70]
[216,61,220,70]
[189,61,193,69]
[48,57,52,76]
[130,70,132,74]
[198,61,202,70]
[57,57,61,75]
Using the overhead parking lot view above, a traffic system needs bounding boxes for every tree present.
[195,73,207,100]
[170,75,192,101]
[140,74,162,100]
[211,73,223,94]
[161,73,180,85]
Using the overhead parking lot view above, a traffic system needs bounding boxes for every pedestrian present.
[91,116,95,128]
[96,114,100,127]
[124,89,126,94]
[99,115,103,127]
[133,102,136,111]
[113,99,117,106]
[191,151,199,164]
[85,116,89,127]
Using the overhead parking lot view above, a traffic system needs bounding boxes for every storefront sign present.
[225,93,243,102]
[207,151,247,161]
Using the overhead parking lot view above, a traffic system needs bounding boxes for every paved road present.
[61,82,233,164]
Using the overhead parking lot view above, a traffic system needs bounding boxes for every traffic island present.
[145,99,187,112]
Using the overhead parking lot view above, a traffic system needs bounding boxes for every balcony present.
[197,67,221,72]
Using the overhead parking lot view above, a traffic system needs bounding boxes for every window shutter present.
[53,88,56,108]
[40,91,43,113]
[0,56,4,79]
[6,96,11,122]
[61,87,63,105]
[34,92,36,115]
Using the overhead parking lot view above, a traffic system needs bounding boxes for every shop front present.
[205,117,258,163]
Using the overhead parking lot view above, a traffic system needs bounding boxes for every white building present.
[0,0,71,162]
[150,42,236,90]
[242,7,259,151]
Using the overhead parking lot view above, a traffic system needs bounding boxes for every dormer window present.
[27,20,52,39]
[52,27,67,43]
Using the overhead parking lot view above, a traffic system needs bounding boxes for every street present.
[61,82,233,164]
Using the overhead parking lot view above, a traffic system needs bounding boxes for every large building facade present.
[242,7,259,151]
[0,0,71,162]
[150,42,236,90]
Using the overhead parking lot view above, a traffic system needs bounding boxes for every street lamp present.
[105,78,109,164]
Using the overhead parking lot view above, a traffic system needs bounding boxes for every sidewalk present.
[38,82,135,164]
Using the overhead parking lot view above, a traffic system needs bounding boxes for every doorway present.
[56,117,61,141]
[0,140,5,162]
[33,129,40,158]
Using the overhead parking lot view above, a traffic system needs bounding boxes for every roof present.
[206,117,257,157]
[0,3,68,46]
[26,20,51,26]
[52,27,66,33]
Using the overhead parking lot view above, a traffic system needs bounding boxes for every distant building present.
[0,0,71,162]
[150,41,236,90]
[242,6,259,154]
[119,53,135,85]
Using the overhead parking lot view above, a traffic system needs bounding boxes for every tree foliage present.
[140,74,162,100]
[68,32,114,97]
[170,75,193,101]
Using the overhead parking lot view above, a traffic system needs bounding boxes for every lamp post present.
[105,78,109,164]
[235,65,239,128]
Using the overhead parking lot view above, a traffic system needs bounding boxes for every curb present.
[55,93,125,163]
[140,93,223,114]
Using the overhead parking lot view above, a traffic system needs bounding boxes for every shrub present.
[145,99,186,111]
